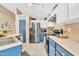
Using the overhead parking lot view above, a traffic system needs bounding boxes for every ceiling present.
[0,3,55,19]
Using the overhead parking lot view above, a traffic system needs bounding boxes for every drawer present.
[49,42,55,56]
[48,38,55,47]
[56,51,61,56]
[56,44,73,56]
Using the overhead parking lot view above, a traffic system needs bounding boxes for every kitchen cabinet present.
[48,40,55,56]
[48,37,55,47]
[55,51,61,56]
[48,37,73,56]
[56,43,73,56]
[0,36,22,56]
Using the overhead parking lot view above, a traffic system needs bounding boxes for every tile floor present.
[22,43,48,56]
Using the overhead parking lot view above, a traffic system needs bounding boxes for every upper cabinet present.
[47,3,79,25]
[69,4,79,20]
[57,3,79,24]
[56,4,67,24]
[47,4,68,24]
[68,4,79,23]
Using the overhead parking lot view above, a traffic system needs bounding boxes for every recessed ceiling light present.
[29,3,32,6]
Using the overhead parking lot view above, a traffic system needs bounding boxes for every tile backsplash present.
[64,22,79,41]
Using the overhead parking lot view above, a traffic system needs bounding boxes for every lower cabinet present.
[48,37,73,56]
[0,45,22,56]
[49,42,55,56]
[55,51,61,56]
[56,44,73,56]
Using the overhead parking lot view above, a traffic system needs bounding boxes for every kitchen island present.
[0,34,23,56]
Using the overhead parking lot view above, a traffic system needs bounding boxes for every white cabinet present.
[58,3,79,25]
[68,4,79,24]
[69,4,79,20]
[47,4,68,24]
[56,4,68,24]
[47,4,79,25]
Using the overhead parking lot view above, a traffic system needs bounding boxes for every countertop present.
[6,34,23,37]
[47,36,79,56]
[0,34,22,39]
[0,34,23,51]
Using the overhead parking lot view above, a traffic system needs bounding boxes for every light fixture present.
[29,3,32,6]
[28,3,43,7]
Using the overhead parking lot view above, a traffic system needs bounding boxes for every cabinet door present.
[56,51,61,56]
[49,42,55,56]
[48,38,55,47]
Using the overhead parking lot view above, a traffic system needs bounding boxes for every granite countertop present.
[47,36,79,56]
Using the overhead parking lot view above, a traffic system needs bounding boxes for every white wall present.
[40,21,55,28]
[0,5,15,30]
[31,20,55,29]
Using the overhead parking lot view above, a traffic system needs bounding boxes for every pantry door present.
[19,20,26,43]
